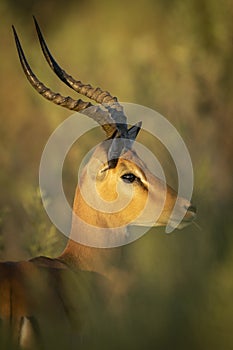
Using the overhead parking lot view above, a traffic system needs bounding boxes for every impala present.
[0,19,196,349]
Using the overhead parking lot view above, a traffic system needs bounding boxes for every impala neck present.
[60,241,123,278]
[59,188,127,278]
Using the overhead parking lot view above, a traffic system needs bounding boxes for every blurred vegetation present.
[0,0,232,349]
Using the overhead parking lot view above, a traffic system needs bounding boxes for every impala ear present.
[127,121,142,141]
[107,121,142,168]
[124,121,142,151]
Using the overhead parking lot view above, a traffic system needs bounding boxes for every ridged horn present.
[12,25,120,138]
[33,17,117,106]
[32,18,128,138]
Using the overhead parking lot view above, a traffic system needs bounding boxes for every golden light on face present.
[74,147,196,231]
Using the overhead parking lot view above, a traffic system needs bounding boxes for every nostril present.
[186,205,197,214]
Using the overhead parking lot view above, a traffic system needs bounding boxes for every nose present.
[183,203,197,222]
[186,205,197,214]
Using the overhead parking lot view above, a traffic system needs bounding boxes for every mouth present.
[129,203,197,230]
[168,204,197,230]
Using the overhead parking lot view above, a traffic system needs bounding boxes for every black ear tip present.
[127,121,142,141]
[108,158,118,169]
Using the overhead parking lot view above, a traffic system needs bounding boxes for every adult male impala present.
[0,19,196,349]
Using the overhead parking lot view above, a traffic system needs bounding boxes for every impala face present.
[75,144,196,233]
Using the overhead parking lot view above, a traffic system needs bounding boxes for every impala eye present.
[121,173,137,183]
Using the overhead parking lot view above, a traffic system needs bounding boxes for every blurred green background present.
[0,0,232,349]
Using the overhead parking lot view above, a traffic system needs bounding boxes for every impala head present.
[75,140,196,231]
[13,19,196,247]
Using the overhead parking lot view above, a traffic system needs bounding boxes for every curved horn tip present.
[33,16,42,35]
[32,15,38,23]
[12,25,18,38]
